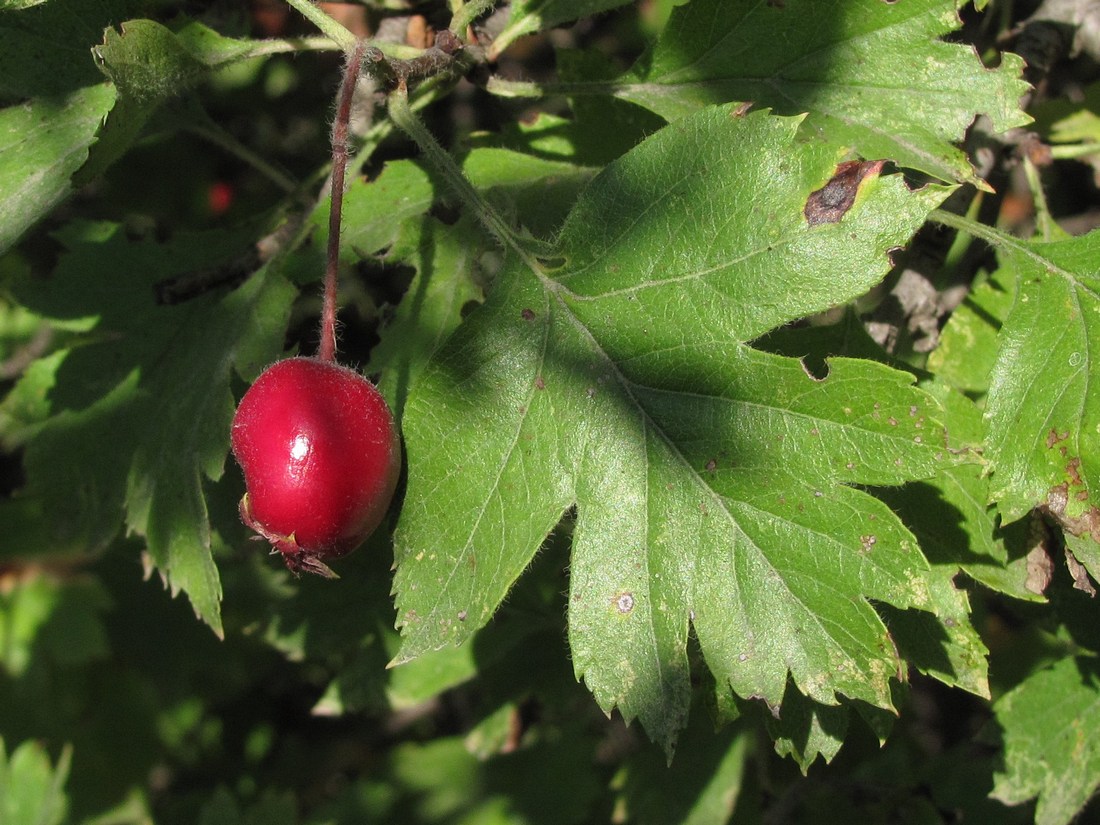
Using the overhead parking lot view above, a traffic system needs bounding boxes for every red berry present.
[230,357,400,577]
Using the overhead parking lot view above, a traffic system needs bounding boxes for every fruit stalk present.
[320,38,367,363]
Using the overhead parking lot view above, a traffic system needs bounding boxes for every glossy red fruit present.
[231,357,400,577]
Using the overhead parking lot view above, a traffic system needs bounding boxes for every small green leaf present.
[94,20,209,102]
[1065,532,1100,592]
[369,216,484,421]
[394,107,955,753]
[0,84,116,256]
[85,18,262,183]
[992,657,1100,825]
[928,267,1016,394]
[0,575,111,676]
[604,0,1030,187]
[385,735,602,824]
[491,0,634,58]
[617,716,750,824]
[0,738,72,825]
[985,231,1100,536]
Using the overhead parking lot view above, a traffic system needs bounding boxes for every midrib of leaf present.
[639,382,939,462]
[932,209,1080,281]
[561,227,778,298]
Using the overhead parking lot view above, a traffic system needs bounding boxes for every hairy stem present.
[319,39,367,363]
[283,0,357,50]
[450,0,499,35]
[387,82,533,266]
[930,208,1017,249]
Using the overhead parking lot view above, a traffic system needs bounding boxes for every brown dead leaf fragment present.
[804,160,886,226]
[1065,549,1097,596]
[1025,543,1054,595]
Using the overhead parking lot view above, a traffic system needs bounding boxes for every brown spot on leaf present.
[860,535,877,553]
[732,101,753,117]
[1067,457,1083,487]
[705,458,718,472]
[804,160,886,226]
[534,376,546,390]
[1046,428,1069,448]
[521,308,536,321]
[1042,482,1100,543]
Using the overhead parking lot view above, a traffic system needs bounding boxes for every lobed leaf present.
[368,216,484,422]
[2,222,297,634]
[393,106,957,753]
[599,0,1030,187]
[985,231,1100,545]
[992,657,1100,825]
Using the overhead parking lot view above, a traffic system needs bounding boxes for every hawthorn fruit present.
[231,357,400,577]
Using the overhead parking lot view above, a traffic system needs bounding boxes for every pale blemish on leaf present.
[613,591,635,614]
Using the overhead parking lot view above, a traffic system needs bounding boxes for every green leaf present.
[879,384,1041,605]
[0,738,71,825]
[93,20,210,102]
[556,48,668,166]
[0,574,111,677]
[1065,531,1100,591]
[0,84,116,256]
[604,0,1030,187]
[3,221,297,634]
[765,682,851,769]
[491,0,634,59]
[314,149,592,273]
[84,18,264,183]
[984,231,1100,537]
[992,657,1100,825]
[383,735,602,824]
[927,267,1016,394]
[0,0,140,99]
[369,216,485,422]
[617,717,749,824]
[393,107,955,753]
